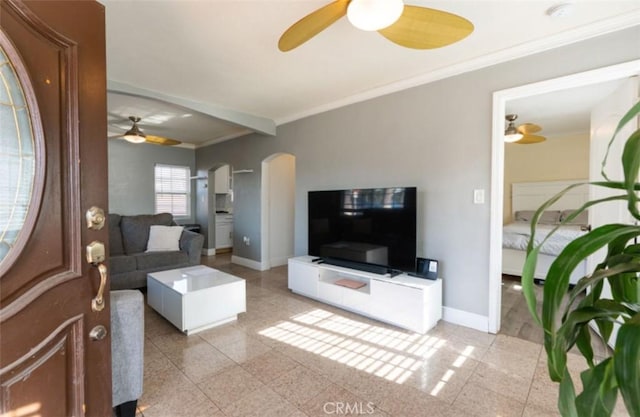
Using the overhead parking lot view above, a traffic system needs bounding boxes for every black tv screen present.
[308,187,417,273]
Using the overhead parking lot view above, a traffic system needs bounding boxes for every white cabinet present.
[288,256,442,334]
[214,165,231,194]
[288,259,318,297]
[371,280,426,331]
[215,215,233,249]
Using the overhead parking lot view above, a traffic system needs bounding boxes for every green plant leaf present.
[559,304,627,343]
[576,358,618,417]
[614,314,640,417]
[608,272,639,305]
[565,259,640,319]
[601,100,640,181]
[522,248,543,325]
[558,368,578,417]
[554,306,625,378]
[540,225,640,381]
[543,225,639,332]
[575,325,595,368]
[622,129,640,220]
[589,180,640,191]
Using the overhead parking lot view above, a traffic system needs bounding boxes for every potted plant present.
[522,100,640,417]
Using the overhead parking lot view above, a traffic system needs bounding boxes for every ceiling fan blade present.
[517,123,542,135]
[278,0,348,52]
[515,134,546,144]
[145,135,182,146]
[378,6,473,49]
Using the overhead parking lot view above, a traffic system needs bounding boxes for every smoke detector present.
[547,3,574,18]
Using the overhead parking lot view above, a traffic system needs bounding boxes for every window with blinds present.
[154,164,190,217]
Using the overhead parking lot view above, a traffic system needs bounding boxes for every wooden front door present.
[0,1,110,415]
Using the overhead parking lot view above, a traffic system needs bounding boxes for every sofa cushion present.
[110,255,137,275]
[134,251,189,271]
[146,225,184,252]
[109,213,125,256]
[121,213,173,255]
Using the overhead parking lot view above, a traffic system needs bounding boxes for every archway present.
[261,153,295,269]
[195,162,232,256]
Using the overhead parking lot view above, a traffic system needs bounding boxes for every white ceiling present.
[101,0,640,147]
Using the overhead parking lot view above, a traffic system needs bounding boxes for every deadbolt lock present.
[86,206,105,230]
[89,325,108,341]
[86,241,105,264]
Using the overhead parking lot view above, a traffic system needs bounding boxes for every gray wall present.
[195,27,640,317]
[108,140,197,223]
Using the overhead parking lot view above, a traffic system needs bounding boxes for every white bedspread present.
[502,222,587,256]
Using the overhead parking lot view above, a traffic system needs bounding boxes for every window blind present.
[154,164,190,217]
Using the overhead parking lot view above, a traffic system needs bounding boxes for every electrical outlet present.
[243,236,250,246]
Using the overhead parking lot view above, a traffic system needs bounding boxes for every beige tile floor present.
[135,255,628,417]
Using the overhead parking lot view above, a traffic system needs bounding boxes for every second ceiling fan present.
[278,0,474,52]
[504,114,546,144]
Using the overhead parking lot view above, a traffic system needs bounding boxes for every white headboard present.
[512,180,589,217]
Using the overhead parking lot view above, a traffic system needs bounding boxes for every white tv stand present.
[288,256,442,334]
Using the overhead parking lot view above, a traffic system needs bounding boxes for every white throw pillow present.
[146,225,183,252]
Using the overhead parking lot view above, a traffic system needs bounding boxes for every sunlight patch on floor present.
[259,308,476,392]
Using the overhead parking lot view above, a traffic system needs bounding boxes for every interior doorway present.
[261,153,296,269]
[488,60,640,334]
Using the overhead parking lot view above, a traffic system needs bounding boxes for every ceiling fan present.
[504,114,546,144]
[278,0,474,52]
[110,116,182,146]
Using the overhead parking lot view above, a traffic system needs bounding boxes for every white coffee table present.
[147,265,246,335]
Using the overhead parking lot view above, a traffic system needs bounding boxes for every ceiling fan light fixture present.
[347,0,404,31]
[123,133,146,144]
[504,114,523,142]
[504,130,523,143]
[123,116,147,144]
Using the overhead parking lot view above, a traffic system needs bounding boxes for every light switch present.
[473,189,485,204]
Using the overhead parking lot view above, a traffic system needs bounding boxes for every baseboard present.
[202,248,216,256]
[442,307,489,333]
[269,256,291,268]
[231,255,269,271]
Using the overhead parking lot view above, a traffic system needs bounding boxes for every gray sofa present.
[109,213,204,290]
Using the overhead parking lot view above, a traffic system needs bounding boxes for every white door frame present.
[488,59,640,334]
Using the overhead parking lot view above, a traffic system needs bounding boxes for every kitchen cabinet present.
[214,165,231,194]
[215,214,233,249]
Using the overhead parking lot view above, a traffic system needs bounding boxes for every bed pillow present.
[560,209,589,226]
[515,210,561,224]
[146,225,183,252]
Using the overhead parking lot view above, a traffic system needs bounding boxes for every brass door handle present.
[91,263,107,312]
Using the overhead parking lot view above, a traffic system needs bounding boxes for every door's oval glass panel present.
[0,45,36,265]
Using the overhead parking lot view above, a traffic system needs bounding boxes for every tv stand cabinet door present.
[288,259,319,297]
[371,280,424,332]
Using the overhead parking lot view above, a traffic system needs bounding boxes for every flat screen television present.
[308,187,417,275]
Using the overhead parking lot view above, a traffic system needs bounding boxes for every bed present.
[502,180,590,285]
